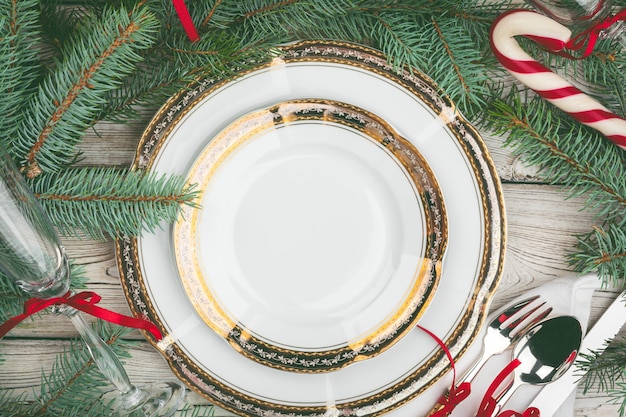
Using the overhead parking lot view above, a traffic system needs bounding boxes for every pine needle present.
[30,167,199,240]
[12,4,159,178]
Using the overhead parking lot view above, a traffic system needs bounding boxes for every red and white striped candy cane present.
[490,10,626,151]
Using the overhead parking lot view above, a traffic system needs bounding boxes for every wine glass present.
[525,0,626,50]
[0,146,186,416]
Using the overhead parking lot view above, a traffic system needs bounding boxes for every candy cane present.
[490,10,626,151]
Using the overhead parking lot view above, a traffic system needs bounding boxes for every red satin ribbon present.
[172,0,200,42]
[0,291,162,341]
[525,9,626,59]
[476,359,541,417]
[417,325,471,416]
[565,9,626,58]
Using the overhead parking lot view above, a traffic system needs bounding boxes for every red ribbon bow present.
[526,9,626,59]
[565,9,626,58]
[417,325,472,416]
[0,291,162,341]
[432,382,472,417]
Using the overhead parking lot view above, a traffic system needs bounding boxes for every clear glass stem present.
[59,306,149,411]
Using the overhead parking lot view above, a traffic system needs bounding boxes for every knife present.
[526,290,626,417]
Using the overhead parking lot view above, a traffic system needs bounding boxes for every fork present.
[458,295,553,386]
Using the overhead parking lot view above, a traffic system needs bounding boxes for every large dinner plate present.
[173,98,447,373]
[116,40,505,417]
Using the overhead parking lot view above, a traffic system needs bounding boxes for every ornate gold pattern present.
[173,99,447,372]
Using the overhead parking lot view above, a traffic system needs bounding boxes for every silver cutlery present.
[492,315,582,412]
[457,295,553,386]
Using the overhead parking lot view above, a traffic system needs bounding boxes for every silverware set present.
[442,292,585,415]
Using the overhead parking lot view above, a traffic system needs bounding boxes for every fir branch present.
[13,4,159,178]
[94,59,188,123]
[209,0,353,30]
[38,1,91,62]
[0,0,43,148]
[424,15,497,110]
[29,167,199,240]
[32,322,135,417]
[0,389,32,416]
[485,95,626,226]
[578,336,626,408]
[483,94,626,286]
[571,224,626,287]
[175,405,217,417]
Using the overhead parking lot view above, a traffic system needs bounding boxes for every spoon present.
[494,315,582,410]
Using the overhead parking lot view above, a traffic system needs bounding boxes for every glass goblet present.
[525,0,626,50]
[0,147,185,416]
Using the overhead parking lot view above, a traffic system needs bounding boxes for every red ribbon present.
[476,359,541,417]
[524,9,626,59]
[564,9,626,58]
[417,325,471,416]
[0,291,162,341]
[172,0,200,42]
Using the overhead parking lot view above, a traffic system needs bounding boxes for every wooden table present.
[0,110,623,416]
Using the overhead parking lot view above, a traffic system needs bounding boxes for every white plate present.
[117,41,505,417]
[173,99,446,372]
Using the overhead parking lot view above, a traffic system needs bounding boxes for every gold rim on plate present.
[173,98,447,373]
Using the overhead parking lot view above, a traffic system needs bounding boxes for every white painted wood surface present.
[0,114,622,416]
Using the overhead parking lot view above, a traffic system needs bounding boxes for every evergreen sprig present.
[571,224,626,287]
[0,0,43,141]
[29,167,199,240]
[483,93,625,287]
[578,336,626,414]
[37,324,132,416]
[12,4,159,178]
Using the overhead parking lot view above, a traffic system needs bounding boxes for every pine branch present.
[483,94,626,286]
[0,389,33,416]
[0,0,43,146]
[31,322,135,417]
[38,1,91,63]
[417,14,499,110]
[571,224,626,287]
[578,336,626,412]
[29,167,199,240]
[91,58,189,123]
[12,4,159,178]
[175,405,217,417]
[485,95,626,224]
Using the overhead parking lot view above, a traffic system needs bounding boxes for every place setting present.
[0,1,624,416]
[115,4,626,414]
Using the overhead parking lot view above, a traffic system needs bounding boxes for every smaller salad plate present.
[173,99,447,372]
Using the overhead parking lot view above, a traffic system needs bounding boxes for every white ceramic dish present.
[173,99,446,372]
[117,41,505,417]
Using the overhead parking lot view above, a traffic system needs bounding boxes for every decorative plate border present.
[173,98,447,372]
